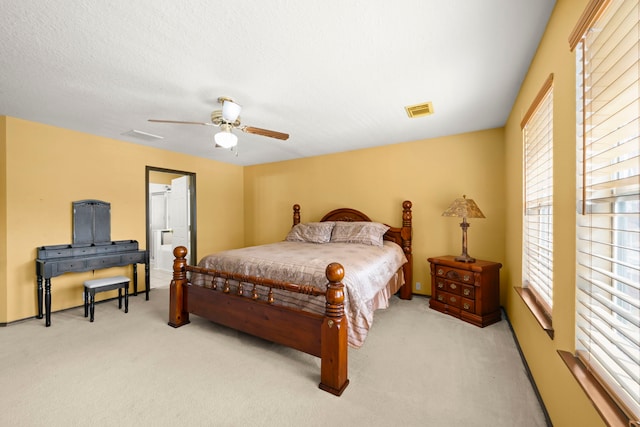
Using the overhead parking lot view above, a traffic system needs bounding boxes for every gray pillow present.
[285,222,335,243]
[330,221,390,247]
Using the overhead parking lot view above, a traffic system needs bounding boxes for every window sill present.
[514,286,554,339]
[558,350,633,427]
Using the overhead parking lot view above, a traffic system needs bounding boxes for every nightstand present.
[428,256,502,327]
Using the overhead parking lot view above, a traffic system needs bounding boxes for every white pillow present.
[330,221,390,247]
[285,222,335,243]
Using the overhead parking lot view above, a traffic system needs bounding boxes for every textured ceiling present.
[0,1,556,166]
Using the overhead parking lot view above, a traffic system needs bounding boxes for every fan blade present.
[242,126,289,140]
[148,119,214,126]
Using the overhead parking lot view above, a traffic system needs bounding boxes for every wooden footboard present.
[168,246,349,396]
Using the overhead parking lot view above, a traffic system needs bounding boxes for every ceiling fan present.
[148,97,289,149]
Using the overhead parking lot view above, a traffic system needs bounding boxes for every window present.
[570,0,639,423]
[518,74,554,336]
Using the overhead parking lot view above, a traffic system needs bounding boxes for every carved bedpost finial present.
[401,200,413,253]
[173,246,188,281]
[402,200,412,226]
[325,263,345,318]
[293,204,301,226]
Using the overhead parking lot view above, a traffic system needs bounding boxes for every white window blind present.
[523,76,554,314]
[575,0,640,420]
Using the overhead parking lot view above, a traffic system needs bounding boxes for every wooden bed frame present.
[168,200,413,396]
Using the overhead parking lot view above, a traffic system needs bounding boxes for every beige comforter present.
[193,240,407,348]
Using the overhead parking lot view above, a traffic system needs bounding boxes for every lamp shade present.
[442,195,485,219]
[214,126,238,148]
[221,99,242,122]
[442,195,485,263]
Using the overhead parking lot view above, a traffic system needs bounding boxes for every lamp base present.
[454,254,476,263]
[455,218,475,263]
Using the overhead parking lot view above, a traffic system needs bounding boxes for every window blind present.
[575,0,640,420]
[523,76,554,314]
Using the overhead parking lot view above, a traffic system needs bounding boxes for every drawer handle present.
[437,295,444,301]
[463,289,470,296]
[464,274,471,282]
[449,283,457,290]
[437,268,444,275]
[437,281,444,289]
[463,303,470,310]
[450,297,457,303]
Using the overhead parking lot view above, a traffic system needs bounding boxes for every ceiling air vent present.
[405,101,434,118]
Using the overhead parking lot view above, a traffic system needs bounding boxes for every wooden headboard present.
[319,207,372,222]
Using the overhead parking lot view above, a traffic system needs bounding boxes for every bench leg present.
[89,291,95,322]
[118,288,122,309]
[124,286,129,313]
[84,288,89,318]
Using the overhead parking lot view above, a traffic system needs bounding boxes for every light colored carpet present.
[0,286,548,427]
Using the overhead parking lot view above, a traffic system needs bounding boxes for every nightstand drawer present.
[435,290,461,308]
[435,266,474,284]
[461,298,475,312]
[435,278,462,295]
[461,284,475,299]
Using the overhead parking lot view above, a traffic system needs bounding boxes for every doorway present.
[145,166,197,289]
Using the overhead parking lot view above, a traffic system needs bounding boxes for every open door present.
[146,167,197,289]
[169,175,190,256]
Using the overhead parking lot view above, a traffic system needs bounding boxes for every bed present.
[169,200,413,396]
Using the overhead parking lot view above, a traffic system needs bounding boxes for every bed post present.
[169,246,190,328]
[319,262,350,396]
[293,203,301,226]
[400,200,413,300]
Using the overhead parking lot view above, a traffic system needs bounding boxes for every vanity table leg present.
[36,276,43,319]
[132,264,138,296]
[44,278,52,327]
[145,262,150,301]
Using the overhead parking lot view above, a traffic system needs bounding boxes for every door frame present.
[145,166,197,266]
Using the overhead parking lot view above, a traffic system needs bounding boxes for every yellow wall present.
[504,0,604,426]
[1,116,244,323]
[0,117,7,323]
[244,128,506,296]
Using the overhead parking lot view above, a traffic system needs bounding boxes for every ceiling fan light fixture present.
[221,98,242,122]
[214,125,238,148]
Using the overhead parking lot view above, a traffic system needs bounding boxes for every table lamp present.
[442,195,485,263]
